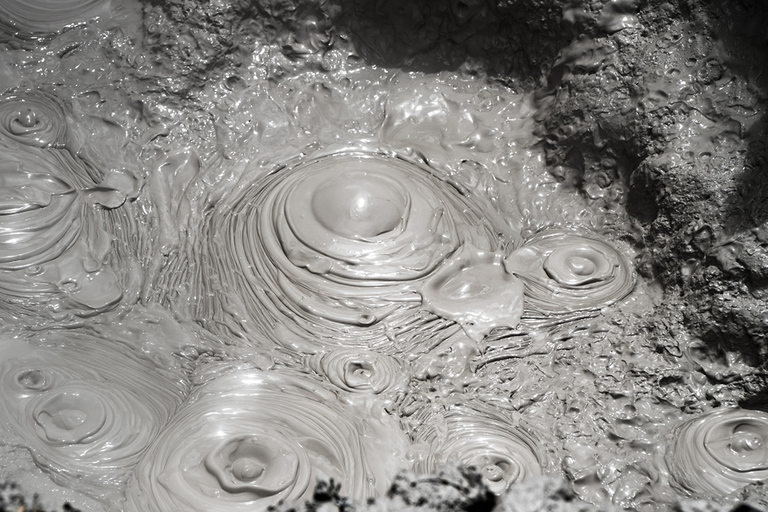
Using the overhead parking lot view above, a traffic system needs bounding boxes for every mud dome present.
[0,0,767,511]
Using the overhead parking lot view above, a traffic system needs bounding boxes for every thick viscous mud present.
[1,0,767,511]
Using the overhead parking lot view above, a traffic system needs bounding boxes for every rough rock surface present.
[532,0,768,373]
[3,473,764,512]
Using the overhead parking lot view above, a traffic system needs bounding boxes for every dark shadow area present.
[139,0,579,96]
[625,159,660,225]
[717,0,768,232]
[330,0,577,86]
[725,118,768,231]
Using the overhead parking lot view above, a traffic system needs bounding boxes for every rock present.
[533,0,768,369]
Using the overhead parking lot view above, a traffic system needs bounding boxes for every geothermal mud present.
[0,0,767,511]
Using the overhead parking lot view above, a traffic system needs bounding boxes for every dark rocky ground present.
[4,473,768,512]
[531,0,768,384]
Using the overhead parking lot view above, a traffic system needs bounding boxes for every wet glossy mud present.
[0,0,767,511]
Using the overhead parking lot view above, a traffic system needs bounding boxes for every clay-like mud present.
[0,0,767,511]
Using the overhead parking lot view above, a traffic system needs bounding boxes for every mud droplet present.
[421,243,524,341]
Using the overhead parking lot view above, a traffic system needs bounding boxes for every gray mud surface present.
[1,0,768,511]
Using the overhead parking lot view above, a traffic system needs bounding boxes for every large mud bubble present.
[1,0,768,511]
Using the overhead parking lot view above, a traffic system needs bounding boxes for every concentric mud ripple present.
[0,92,68,149]
[505,230,635,321]
[414,404,544,495]
[0,334,186,499]
[199,149,509,352]
[126,369,410,512]
[0,148,128,317]
[306,348,408,395]
[0,158,80,270]
[668,408,768,497]
[0,0,109,38]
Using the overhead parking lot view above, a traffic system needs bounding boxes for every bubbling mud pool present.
[0,0,766,511]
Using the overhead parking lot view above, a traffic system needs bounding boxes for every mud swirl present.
[200,148,507,352]
[505,230,635,320]
[306,348,408,395]
[414,404,544,495]
[0,143,138,319]
[0,334,186,499]
[0,92,68,149]
[0,0,109,38]
[0,156,81,270]
[668,408,768,497]
[127,369,410,512]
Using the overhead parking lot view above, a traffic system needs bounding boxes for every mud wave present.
[198,148,507,352]
[0,147,130,318]
[0,92,68,149]
[306,348,408,395]
[0,0,109,37]
[0,156,81,270]
[414,404,544,495]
